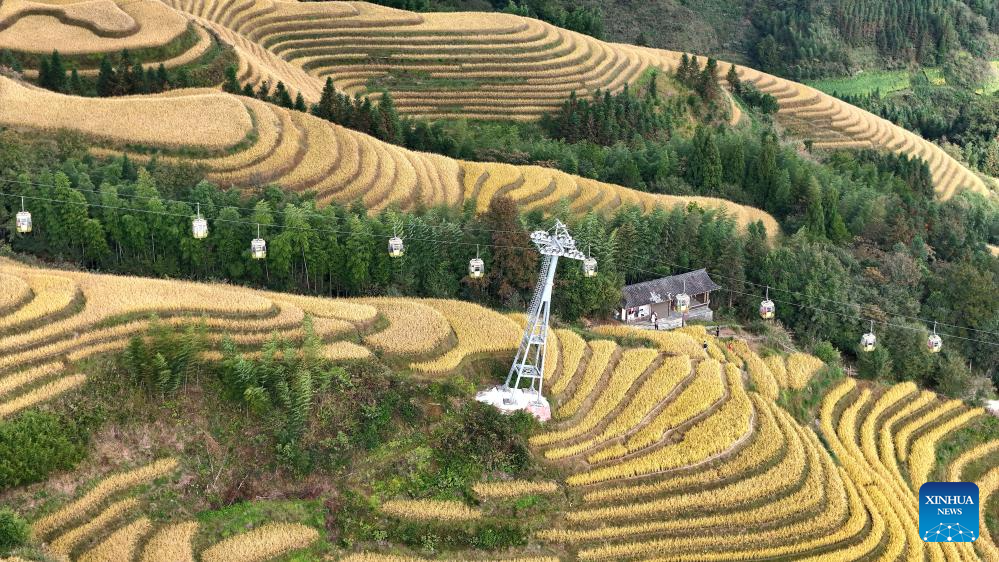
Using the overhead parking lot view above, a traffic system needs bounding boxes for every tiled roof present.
[621,269,721,308]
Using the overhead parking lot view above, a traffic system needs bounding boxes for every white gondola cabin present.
[928,322,942,353]
[192,217,209,239]
[860,322,877,352]
[15,210,32,234]
[15,196,31,233]
[250,224,266,259]
[250,237,267,259]
[388,236,404,257]
[469,257,484,278]
[583,257,598,277]
[759,286,775,319]
[760,299,776,319]
[927,334,943,353]
[192,203,208,239]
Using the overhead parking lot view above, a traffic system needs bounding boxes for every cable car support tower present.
[476,220,588,422]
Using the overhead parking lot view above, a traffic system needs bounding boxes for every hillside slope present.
[0,76,779,235]
[163,0,993,200]
[2,0,990,201]
[2,259,997,560]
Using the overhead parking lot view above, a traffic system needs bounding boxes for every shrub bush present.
[0,411,88,491]
[0,507,30,550]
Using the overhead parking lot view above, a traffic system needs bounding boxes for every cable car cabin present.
[583,257,598,277]
[192,217,209,239]
[250,238,267,259]
[760,299,776,320]
[618,269,720,330]
[388,236,404,258]
[927,334,943,353]
[15,211,32,234]
[469,258,484,279]
[860,332,877,352]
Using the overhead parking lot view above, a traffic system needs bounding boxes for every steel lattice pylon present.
[476,220,587,421]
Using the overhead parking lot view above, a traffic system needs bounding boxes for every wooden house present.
[619,269,721,329]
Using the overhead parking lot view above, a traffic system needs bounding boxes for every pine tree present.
[241,83,255,97]
[130,61,145,94]
[824,187,849,243]
[97,56,116,97]
[314,77,337,120]
[115,50,133,95]
[175,67,190,88]
[677,53,691,84]
[485,196,537,306]
[804,177,827,238]
[377,91,401,144]
[293,92,306,112]
[698,58,722,102]
[68,68,82,95]
[700,128,722,192]
[222,65,240,94]
[144,67,157,93]
[38,57,50,90]
[257,80,271,100]
[156,64,169,91]
[48,51,66,93]
[273,81,293,108]
[751,131,779,202]
[726,65,742,94]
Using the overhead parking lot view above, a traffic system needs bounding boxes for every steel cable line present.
[11,177,995,337]
[4,190,998,348]
[0,177,529,237]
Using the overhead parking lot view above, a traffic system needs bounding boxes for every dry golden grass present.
[0,271,31,312]
[360,298,453,356]
[78,517,152,562]
[0,361,62,398]
[473,480,559,499]
[340,556,560,562]
[381,499,482,522]
[320,341,373,361]
[140,521,198,562]
[33,458,178,537]
[408,300,521,373]
[200,523,319,562]
[0,273,77,333]
[0,373,86,418]
[0,0,186,54]
[48,497,140,556]
[785,353,824,389]
[0,77,252,150]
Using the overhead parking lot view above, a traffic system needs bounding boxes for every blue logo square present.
[919,482,979,542]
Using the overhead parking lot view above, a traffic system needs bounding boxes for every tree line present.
[838,73,999,177]
[1,130,996,398]
[750,0,996,79]
[30,49,200,96]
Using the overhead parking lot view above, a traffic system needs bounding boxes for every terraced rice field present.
[726,63,991,200]
[525,324,998,560]
[0,1,989,200]
[0,258,525,416]
[4,262,999,559]
[24,457,319,561]
[0,0,188,55]
[145,0,989,200]
[0,76,779,235]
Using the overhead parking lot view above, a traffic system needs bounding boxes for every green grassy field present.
[806,65,999,96]
[984,61,999,94]
[805,70,911,96]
